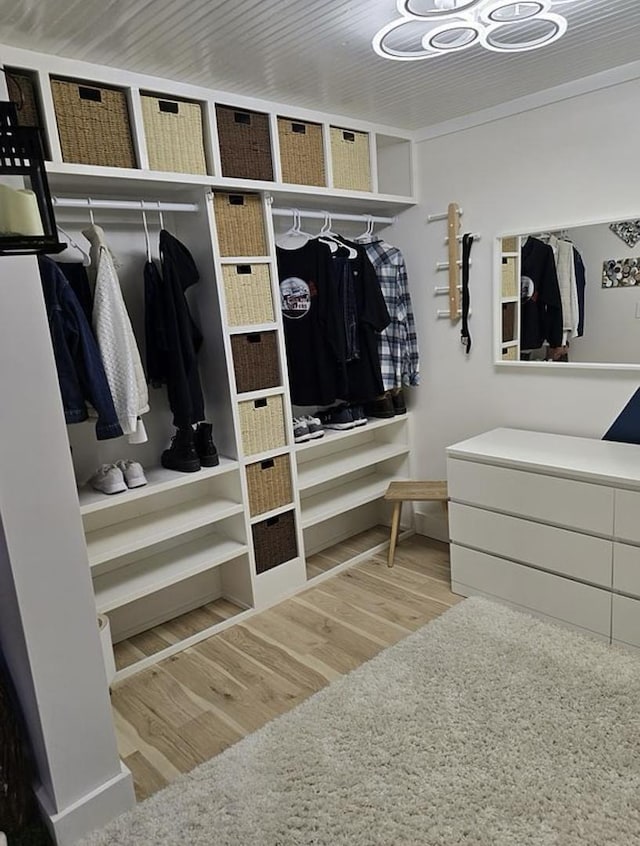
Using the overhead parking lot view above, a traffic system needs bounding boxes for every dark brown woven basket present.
[246,454,293,517]
[6,70,41,128]
[502,301,516,343]
[231,331,280,394]
[51,77,137,168]
[278,117,325,186]
[216,105,273,181]
[252,510,297,574]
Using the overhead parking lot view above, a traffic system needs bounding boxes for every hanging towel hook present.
[140,201,152,262]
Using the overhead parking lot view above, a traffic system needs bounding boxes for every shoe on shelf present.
[161,426,201,473]
[319,405,356,430]
[364,394,395,419]
[293,417,311,443]
[304,414,325,439]
[194,422,220,467]
[349,404,368,426]
[115,459,147,489]
[391,388,407,415]
[89,464,127,495]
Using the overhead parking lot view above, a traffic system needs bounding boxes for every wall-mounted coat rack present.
[428,203,480,320]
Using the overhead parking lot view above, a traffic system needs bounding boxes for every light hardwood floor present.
[110,532,460,801]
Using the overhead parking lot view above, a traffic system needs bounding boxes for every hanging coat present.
[83,224,149,443]
[150,229,205,428]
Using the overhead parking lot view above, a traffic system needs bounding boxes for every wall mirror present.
[496,218,640,369]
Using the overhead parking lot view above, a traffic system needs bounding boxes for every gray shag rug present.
[80,597,640,846]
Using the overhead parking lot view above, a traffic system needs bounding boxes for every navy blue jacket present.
[38,257,123,440]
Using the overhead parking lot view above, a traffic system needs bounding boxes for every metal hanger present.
[140,201,152,262]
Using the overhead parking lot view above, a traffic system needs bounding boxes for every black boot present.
[194,422,219,467]
[161,427,201,473]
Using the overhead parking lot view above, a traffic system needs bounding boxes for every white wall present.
[385,78,640,537]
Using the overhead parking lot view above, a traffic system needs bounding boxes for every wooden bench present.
[383,481,448,567]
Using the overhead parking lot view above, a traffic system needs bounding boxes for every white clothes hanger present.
[156,200,165,231]
[141,201,152,262]
[318,212,357,259]
[87,197,96,227]
[275,208,312,250]
[356,215,375,240]
[52,224,91,266]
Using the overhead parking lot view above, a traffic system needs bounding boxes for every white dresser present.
[446,428,640,648]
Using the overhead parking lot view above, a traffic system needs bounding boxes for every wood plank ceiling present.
[1,0,639,130]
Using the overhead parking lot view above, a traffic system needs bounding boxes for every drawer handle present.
[266,516,280,526]
[234,111,251,125]
[292,122,306,134]
[237,264,252,274]
[261,459,275,470]
[229,194,245,206]
[342,130,355,142]
[79,86,102,103]
[247,333,262,343]
[159,100,179,114]
[254,398,268,408]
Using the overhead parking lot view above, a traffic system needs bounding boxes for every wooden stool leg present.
[388,501,402,568]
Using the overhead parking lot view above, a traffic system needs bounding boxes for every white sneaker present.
[89,464,127,495]
[116,459,147,489]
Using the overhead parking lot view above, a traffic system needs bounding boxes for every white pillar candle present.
[7,188,45,236]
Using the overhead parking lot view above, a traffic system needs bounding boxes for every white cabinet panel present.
[447,458,614,536]
[449,503,612,588]
[612,594,640,648]
[613,542,640,596]
[451,545,611,637]
[614,489,640,545]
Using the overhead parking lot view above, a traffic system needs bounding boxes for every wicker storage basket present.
[222,264,274,326]
[231,332,280,394]
[277,117,325,187]
[246,454,292,517]
[238,394,286,456]
[6,69,41,128]
[501,256,518,298]
[330,126,371,192]
[252,510,297,574]
[502,302,516,343]
[502,346,518,361]
[216,105,273,181]
[141,94,207,174]
[502,236,518,253]
[51,77,136,168]
[214,193,266,257]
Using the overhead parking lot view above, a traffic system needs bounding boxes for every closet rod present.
[52,198,199,213]
[271,207,395,225]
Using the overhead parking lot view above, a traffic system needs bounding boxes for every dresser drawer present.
[451,545,611,637]
[447,458,614,536]
[615,489,640,544]
[450,503,612,587]
[613,542,640,596]
[612,593,640,649]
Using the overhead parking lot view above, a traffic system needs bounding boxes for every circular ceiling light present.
[400,0,485,18]
[481,13,567,51]
[422,21,483,51]
[480,1,549,23]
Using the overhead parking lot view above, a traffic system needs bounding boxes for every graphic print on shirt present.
[280,276,312,319]
[521,275,536,302]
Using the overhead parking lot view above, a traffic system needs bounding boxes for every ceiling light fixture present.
[372,0,570,60]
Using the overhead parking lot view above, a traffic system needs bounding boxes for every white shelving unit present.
[2,43,417,679]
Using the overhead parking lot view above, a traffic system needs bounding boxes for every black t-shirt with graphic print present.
[276,239,346,406]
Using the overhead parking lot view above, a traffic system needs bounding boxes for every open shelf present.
[94,533,248,612]
[305,524,390,580]
[300,472,392,529]
[86,496,244,568]
[297,442,409,491]
[294,416,405,452]
[78,458,239,515]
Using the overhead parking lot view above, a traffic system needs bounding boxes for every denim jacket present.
[38,257,123,440]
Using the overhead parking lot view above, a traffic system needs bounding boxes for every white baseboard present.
[414,509,449,544]
[36,762,135,846]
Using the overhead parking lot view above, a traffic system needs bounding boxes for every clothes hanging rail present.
[52,198,199,213]
[270,206,395,226]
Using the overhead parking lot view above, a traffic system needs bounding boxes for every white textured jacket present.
[84,224,149,443]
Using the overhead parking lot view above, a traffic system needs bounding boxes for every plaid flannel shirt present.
[356,236,420,390]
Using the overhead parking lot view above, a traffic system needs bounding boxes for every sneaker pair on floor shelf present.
[161,422,219,473]
[293,414,324,443]
[318,403,367,431]
[89,460,147,495]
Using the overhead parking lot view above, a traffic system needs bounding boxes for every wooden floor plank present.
[112,533,457,801]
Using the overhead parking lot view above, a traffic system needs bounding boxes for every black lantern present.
[0,101,64,256]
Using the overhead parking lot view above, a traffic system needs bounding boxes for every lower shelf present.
[305,525,390,580]
[300,472,394,529]
[113,596,247,674]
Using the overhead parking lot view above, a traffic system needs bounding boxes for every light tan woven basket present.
[330,126,371,192]
[51,77,136,168]
[222,264,274,326]
[278,117,325,187]
[238,394,286,456]
[501,257,518,298]
[214,193,267,257]
[502,346,518,361]
[246,454,292,517]
[141,94,207,174]
[501,236,518,253]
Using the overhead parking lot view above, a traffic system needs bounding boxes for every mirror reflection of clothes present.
[521,236,562,350]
